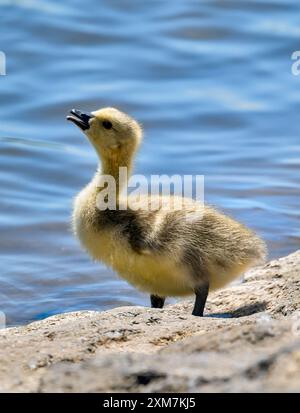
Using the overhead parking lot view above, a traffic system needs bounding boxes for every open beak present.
[66,109,94,131]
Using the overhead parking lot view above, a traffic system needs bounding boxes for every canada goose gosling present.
[67,107,267,316]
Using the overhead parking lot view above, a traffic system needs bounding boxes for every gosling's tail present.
[244,232,267,268]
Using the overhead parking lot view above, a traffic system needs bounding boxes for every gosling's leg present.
[192,281,209,316]
[150,294,165,309]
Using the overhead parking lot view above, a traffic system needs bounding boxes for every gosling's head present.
[67,107,142,160]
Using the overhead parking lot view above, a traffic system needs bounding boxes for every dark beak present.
[66,109,94,131]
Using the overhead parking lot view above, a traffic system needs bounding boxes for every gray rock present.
[0,250,299,392]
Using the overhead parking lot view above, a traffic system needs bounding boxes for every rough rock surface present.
[0,250,299,392]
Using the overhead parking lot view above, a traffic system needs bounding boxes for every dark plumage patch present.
[95,208,160,254]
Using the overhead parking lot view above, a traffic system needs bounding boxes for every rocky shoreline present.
[0,250,299,392]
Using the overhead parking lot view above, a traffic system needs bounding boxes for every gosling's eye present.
[102,120,112,130]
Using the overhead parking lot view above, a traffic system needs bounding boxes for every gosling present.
[67,107,267,316]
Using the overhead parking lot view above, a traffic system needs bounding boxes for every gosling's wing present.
[115,194,206,256]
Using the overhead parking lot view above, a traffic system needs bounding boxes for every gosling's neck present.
[93,148,134,206]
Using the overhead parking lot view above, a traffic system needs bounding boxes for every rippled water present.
[0,0,299,326]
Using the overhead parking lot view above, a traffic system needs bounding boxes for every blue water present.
[0,0,299,326]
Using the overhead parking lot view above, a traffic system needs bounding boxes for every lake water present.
[0,0,299,326]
